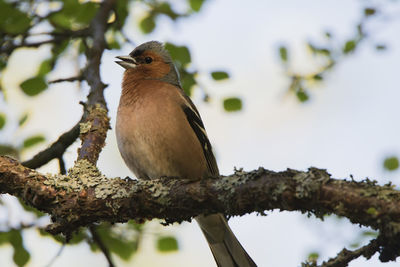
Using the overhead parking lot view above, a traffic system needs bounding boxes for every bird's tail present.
[196,214,257,267]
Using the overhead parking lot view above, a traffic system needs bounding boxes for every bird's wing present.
[179,91,219,176]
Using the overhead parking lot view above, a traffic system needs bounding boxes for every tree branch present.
[319,239,379,267]
[1,156,400,262]
[77,0,116,164]
[22,123,80,169]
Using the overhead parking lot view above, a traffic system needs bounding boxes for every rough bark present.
[1,156,400,262]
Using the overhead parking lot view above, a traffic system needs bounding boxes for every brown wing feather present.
[180,92,219,176]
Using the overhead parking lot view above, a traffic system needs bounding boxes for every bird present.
[115,41,256,267]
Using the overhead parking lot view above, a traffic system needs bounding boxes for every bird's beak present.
[115,55,138,69]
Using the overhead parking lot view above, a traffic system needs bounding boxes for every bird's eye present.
[144,57,153,64]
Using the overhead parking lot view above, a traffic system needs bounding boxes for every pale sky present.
[1,0,400,266]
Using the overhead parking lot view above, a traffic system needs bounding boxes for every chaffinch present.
[115,41,256,267]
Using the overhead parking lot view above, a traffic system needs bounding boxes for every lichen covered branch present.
[1,156,400,262]
[76,0,116,164]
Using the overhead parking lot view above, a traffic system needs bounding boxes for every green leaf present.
[157,2,179,20]
[23,135,45,149]
[375,44,386,51]
[38,59,53,76]
[0,113,6,130]
[95,224,138,260]
[343,40,357,54]
[278,46,288,62]
[9,230,30,267]
[164,43,191,67]
[362,230,378,237]
[307,252,319,261]
[157,236,178,252]
[189,0,205,12]
[211,71,229,81]
[312,74,323,81]
[113,0,129,29]
[0,2,31,34]
[139,15,156,34]
[49,0,98,30]
[384,156,399,171]
[20,76,47,97]
[324,31,332,39]
[364,8,376,17]
[223,97,242,112]
[19,199,44,217]
[296,90,309,102]
[18,113,29,127]
[181,71,196,96]
[366,207,378,216]
[0,144,19,157]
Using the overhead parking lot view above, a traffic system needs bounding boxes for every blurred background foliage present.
[0,0,399,266]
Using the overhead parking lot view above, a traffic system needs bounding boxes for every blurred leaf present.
[38,59,53,76]
[364,8,376,17]
[223,97,242,112]
[113,0,129,29]
[165,43,191,67]
[19,199,44,217]
[384,156,399,171]
[157,236,178,252]
[106,30,121,49]
[349,242,359,248]
[49,0,98,30]
[0,113,6,130]
[375,44,386,51]
[52,40,70,57]
[181,71,196,95]
[38,229,66,244]
[108,39,121,49]
[0,144,19,157]
[95,224,138,260]
[157,2,179,20]
[18,113,29,127]
[362,230,378,237]
[0,2,31,34]
[189,0,205,12]
[20,77,47,97]
[343,40,357,54]
[366,207,378,216]
[307,252,319,262]
[324,31,332,39]
[0,230,11,245]
[279,46,288,62]
[9,230,30,267]
[211,71,229,81]
[296,90,309,102]
[139,15,156,34]
[307,43,331,57]
[23,135,45,149]
[312,74,323,81]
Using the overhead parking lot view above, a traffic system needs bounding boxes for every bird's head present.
[115,41,181,87]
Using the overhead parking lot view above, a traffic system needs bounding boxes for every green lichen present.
[79,122,91,134]
[139,179,176,205]
[294,168,331,199]
[43,159,133,200]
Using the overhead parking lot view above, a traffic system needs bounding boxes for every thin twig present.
[320,239,379,267]
[48,75,85,84]
[58,156,66,175]
[22,122,81,169]
[44,244,65,267]
[89,226,115,267]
